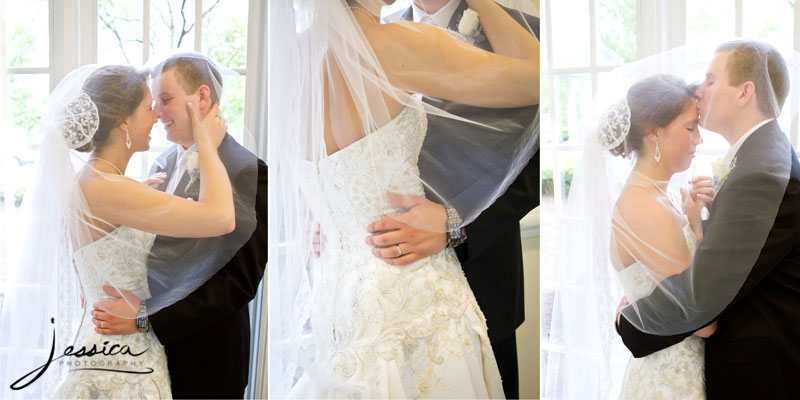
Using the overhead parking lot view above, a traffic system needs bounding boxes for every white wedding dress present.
[290,106,504,399]
[55,226,172,399]
[617,224,705,400]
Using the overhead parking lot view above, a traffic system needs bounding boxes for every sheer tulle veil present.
[543,43,800,399]
[268,0,538,396]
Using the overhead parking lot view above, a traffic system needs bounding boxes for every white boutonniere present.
[185,150,200,190]
[712,156,736,190]
[454,8,482,44]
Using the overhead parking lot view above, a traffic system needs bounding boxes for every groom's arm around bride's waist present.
[615,313,704,358]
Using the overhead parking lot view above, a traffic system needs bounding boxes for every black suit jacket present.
[617,121,800,399]
[146,135,268,398]
[395,2,540,343]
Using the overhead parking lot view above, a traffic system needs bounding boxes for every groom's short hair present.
[716,40,789,118]
[154,54,223,105]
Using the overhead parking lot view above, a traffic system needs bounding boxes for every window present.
[2,0,49,211]
[540,0,637,323]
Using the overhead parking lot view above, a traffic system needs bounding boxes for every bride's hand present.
[187,98,227,148]
[682,176,714,239]
[693,320,718,338]
[689,176,715,207]
[615,296,630,328]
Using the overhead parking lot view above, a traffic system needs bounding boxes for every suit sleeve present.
[617,165,799,356]
[149,160,268,345]
[460,151,538,263]
[616,313,695,358]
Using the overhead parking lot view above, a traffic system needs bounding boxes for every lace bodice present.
[617,223,704,400]
[318,105,427,237]
[56,226,171,399]
[294,106,503,398]
[73,226,155,307]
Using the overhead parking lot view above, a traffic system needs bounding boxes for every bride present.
[269,0,537,398]
[604,75,716,399]
[0,64,245,398]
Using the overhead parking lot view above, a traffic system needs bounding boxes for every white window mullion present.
[637,0,684,56]
[663,0,686,49]
[51,0,97,86]
[244,0,264,157]
[589,0,597,96]
[194,0,202,52]
[143,0,150,65]
[795,2,800,52]
[735,0,743,37]
[6,67,50,74]
[637,0,659,58]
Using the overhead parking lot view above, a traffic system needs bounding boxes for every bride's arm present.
[82,101,235,238]
[366,19,538,108]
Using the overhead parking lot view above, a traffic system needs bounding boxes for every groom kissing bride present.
[612,40,800,399]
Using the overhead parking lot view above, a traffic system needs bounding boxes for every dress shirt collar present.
[723,118,773,167]
[411,0,461,28]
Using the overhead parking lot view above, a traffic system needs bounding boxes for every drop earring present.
[125,127,132,149]
[654,141,661,163]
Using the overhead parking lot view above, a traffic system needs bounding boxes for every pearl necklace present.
[349,4,378,23]
[89,157,123,175]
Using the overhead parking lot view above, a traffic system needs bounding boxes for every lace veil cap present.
[598,98,631,151]
[60,92,100,149]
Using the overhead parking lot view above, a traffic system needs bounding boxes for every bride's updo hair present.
[610,74,696,158]
[76,65,149,153]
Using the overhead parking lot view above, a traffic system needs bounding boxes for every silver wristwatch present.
[445,205,467,248]
[136,300,149,333]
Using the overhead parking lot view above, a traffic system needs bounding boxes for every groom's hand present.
[366,193,447,266]
[92,285,140,335]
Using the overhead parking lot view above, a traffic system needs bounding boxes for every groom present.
[91,54,268,398]
[616,40,800,398]
[371,2,539,398]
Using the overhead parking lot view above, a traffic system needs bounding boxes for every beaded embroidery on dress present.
[290,106,504,399]
[55,226,171,399]
[617,224,704,400]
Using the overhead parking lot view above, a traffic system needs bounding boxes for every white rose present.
[711,157,729,180]
[458,9,480,36]
[186,151,200,173]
